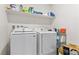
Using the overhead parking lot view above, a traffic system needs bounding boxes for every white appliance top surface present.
[11,24,56,34]
[11,31,56,34]
[11,31,37,35]
[37,31,56,33]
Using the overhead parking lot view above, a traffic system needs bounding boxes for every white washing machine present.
[37,31,56,55]
[10,31,37,55]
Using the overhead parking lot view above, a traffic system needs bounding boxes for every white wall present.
[0,5,8,54]
[52,4,79,44]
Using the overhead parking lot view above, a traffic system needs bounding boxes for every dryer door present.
[40,32,56,55]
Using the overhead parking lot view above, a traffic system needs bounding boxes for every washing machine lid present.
[11,31,37,35]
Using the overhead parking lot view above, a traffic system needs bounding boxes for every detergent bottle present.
[59,28,66,46]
